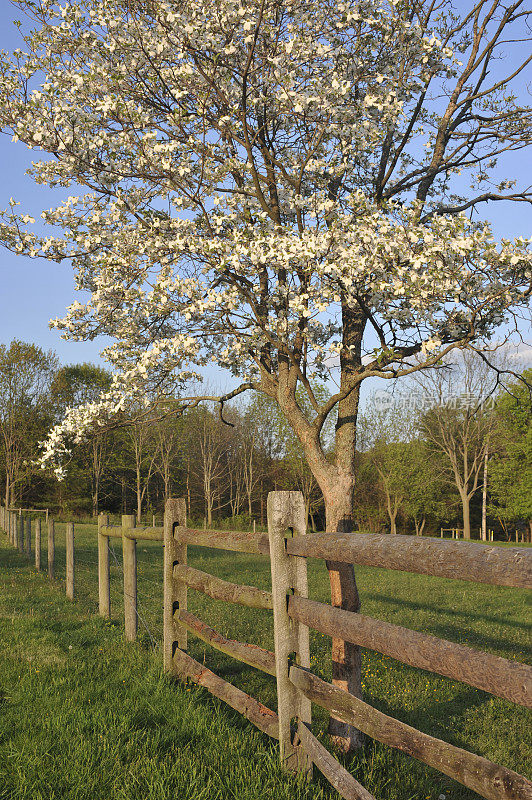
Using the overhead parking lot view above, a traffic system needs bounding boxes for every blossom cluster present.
[0,0,529,474]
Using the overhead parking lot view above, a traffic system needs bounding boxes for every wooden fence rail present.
[286,531,532,588]
[1,499,531,800]
[173,564,273,609]
[287,595,532,708]
[290,665,532,800]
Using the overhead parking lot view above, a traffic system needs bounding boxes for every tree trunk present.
[324,480,364,752]
[136,474,142,524]
[461,493,471,540]
[481,449,488,541]
[414,517,426,536]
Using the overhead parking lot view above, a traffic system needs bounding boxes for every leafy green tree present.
[489,371,532,542]
[352,453,387,533]
[0,340,57,507]
[401,440,448,536]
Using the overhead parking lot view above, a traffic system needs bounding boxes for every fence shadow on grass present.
[363,593,531,661]
[364,591,530,633]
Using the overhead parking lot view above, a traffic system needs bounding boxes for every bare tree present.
[417,353,498,539]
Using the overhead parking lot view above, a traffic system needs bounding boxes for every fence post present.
[163,498,188,674]
[66,522,74,600]
[122,514,137,641]
[268,490,312,775]
[48,519,55,579]
[17,515,24,553]
[35,518,41,571]
[25,516,31,557]
[98,514,110,618]
[10,512,14,546]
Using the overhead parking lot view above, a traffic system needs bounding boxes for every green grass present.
[0,524,530,800]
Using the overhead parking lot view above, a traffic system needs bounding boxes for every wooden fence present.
[1,497,531,800]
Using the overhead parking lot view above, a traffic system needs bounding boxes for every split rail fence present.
[1,496,531,800]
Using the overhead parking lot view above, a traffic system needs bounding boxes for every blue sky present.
[0,2,530,382]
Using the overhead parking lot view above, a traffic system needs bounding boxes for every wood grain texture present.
[25,517,31,557]
[290,666,532,800]
[175,526,270,555]
[295,722,376,800]
[173,564,273,610]
[122,515,137,642]
[98,524,123,538]
[47,519,55,580]
[164,498,187,671]
[172,647,279,739]
[177,609,276,675]
[98,514,110,618]
[288,596,532,708]
[268,491,312,775]
[286,533,532,588]
[123,526,164,541]
[34,517,41,572]
[65,522,74,601]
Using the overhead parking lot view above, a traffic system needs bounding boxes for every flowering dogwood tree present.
[1,0,531,749]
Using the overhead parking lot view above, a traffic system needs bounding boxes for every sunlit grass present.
[0,523,530,800]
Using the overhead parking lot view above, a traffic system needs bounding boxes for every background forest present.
[1,339,530,541]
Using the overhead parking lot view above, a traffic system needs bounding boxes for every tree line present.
[0,339,530,540]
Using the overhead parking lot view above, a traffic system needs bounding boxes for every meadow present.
[0,522,529,800]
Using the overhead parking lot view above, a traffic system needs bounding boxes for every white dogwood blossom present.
[0,0,530,479]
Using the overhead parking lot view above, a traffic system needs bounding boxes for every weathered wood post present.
[35,517,41,571]
[17,515,24,553]
[25,516,31,557]
[122,514,137,641]
[163,498,187,674]
[98,514,110,618]
[48,519,55,579]
[268,490,312,775]
[66,522,74,600]
[10,512,15,546]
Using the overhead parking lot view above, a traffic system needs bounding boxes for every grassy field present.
[0,522,530,800]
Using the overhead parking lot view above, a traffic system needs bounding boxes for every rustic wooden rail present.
[280,528,532,800]
[288,595,532,708]
[175,525,270,555]
[163,497,283,743]
[290,666,532,800]
[173,564,273,609]
[177,609,277,676]
[286,531,532,588]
